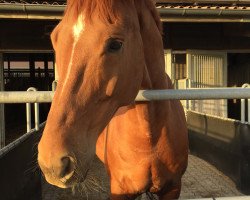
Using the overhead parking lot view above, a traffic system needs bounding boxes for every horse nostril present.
[60,156,75,179]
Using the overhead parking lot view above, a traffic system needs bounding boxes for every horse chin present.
[44,173,79,189]
[59,167,90,189]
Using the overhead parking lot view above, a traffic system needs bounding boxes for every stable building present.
[0,0,250,194]
[1,0,249,120]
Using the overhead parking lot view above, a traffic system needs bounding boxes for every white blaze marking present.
[73,14,84,39]
[61,14,85,95]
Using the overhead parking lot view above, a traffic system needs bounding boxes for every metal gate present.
[170,51,228,118]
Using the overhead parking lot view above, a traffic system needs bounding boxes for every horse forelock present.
[65,0,161,33]
[66,0,127,24]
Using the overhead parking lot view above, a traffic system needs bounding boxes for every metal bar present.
[241,84,250,123]
[0,3,65,20]
[248,99,250,123]
[159,7,250,17]
[26,87,40,132]
[1,3,250,22]
[241,99,245,123]
[242,95,246,123]
[0,91,54,103]
[52,80,57,92]
[26,102,31,133]
[156,0,250,4]
[136,88,250,101]
[34,101,39,131]
[0,88,250,103]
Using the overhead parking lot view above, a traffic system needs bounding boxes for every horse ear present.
[134,0,168,89]
[147,0,162,33]
[135,0,162,34]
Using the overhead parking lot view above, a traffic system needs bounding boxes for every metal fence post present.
[52,80,57,92]
[241,83,250,123]
[249,98,250,124]
[35,99,40,131]
[26,87,40,132]
[26,100,31,133]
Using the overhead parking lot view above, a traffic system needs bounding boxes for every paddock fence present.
[0,86,250,199]
[1,87,250,103]
[0,124,44,200]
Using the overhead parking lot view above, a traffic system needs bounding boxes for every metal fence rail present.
[26,87,40,132]
[241,84,250,123]
[0,91,54,103]
[0,87,249,199]
[136,88,250,101]
[0,88,250,103]
[0,87,249,133]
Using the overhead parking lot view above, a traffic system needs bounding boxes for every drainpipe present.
[1,3,250,21]
[159,7,250,17]
[0,3,65,20]
[158,7,250,22]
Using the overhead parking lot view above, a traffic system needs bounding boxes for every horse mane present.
[65,0,162,32]
[65,0,123,24]
[144,0,162,33]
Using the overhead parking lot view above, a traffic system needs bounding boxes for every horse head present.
[38,0,162,188]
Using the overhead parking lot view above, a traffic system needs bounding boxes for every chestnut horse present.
[38,0,188,199]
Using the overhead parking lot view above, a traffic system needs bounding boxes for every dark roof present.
[156,0,250,5]
[0,0,66,5]
[0,0,250,22]
[1,0,250,6]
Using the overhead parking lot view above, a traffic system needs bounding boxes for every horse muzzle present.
[38,155,77,188]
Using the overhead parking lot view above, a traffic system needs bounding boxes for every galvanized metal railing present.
[0,88,250,103]
[136,88,250,101]
[241,84,250,123]
[0,87,249,136]
[0,86,249,199]
[26,87,40,132]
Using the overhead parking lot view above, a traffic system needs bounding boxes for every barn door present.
[187,51,227,118]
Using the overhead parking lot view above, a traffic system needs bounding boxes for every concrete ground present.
[42,155,243,200]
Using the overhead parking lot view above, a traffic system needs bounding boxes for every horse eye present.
[107,40,123,53]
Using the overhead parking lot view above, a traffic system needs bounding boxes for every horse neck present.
[129,11,172,141]
[141,45,172,90]
[139,9,172,90]
[111,6,172,142]
[109,31,171,147]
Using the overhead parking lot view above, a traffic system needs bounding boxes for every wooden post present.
[0,53,5,148]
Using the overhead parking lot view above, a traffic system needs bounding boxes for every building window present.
[188,52,227,118]
[165,50,228,118]
[173,54,187,80]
